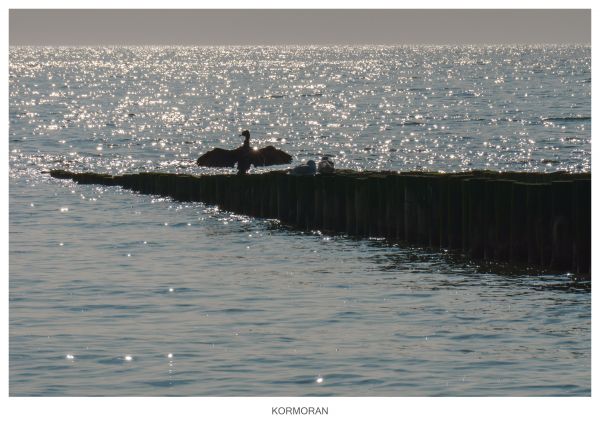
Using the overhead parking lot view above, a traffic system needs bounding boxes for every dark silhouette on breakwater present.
[196,130,292,175]
[317,156,335,174]
[290,160,317,175]
[48,168,591,278]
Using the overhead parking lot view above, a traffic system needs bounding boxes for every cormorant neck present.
[243,136,250,147]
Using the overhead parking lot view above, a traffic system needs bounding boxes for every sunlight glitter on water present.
[9,46,590,178]
[9,45,591,397]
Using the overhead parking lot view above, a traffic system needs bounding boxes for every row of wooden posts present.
[50,169,591,277]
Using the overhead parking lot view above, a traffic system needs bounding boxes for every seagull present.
[290,160,317,175]
[317,156,335,174]
[196,130,292,175]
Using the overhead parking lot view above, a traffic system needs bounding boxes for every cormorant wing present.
[249,146,293,167]
[196,147,239,167]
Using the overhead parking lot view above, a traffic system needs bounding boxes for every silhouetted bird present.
[317,156,335,174]
[196,130,292,175]
[290,160,317,175]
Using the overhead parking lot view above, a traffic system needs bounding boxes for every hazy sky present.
[10,9,590,45]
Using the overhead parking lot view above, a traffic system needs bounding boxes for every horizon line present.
[9,43,592,47]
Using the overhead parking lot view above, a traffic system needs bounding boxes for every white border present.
[3,2,596,423]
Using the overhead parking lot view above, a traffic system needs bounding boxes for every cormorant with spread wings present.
[196,130,292,175]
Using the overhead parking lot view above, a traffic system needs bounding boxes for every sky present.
[9,9,591,45]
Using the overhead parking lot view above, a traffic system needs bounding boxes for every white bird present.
[317,156,335,174]
[290,160,317,175]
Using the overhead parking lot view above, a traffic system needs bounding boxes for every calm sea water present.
[9,46,590,396]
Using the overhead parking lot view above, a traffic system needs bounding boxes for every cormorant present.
[196,130,292,175]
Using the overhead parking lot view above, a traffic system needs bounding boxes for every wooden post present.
[296,176,315,230]
[333,175,347,233]
[354,178,370,237]
[174,175,192,202]
[322,175,336,232]
[491,179,513,262]
[157,174,169,197]
[188,176,201,203]
[404,176,418,244]
[214,175,224,208]
[394,175,406,242]
[295,176,306,229]
[437,175,449,249]
[510,182,528,265]
[466,178,486,260]
[305,176,316,230]
[276,173,289,223]
[525,183,545,267]
[482,179,495,261]
[263,173,274,218]
[428,176,442,249]
[537,182,553,268]
[313,175,324,230]
[446,175,463,251]
[367,176,382,237]
[376,176,388,238]
[344,176,356,236]
[415,177,430,246]
[286,175,297,225]
[573,179,591,275]
[550,181,574,272]
[267,173,278,218]
[461,178,471,254]
[382,175,396,240]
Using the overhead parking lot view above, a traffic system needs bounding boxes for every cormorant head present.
[239,130,251,144]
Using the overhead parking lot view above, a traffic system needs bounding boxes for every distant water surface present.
[9,46,590,396]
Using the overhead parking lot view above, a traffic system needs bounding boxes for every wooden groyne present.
[49,169,591,277]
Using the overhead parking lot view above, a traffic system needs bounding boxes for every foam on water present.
[9,46,590,396]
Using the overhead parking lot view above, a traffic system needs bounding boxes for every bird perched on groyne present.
[196,130,292,175]
[317,156,335,174]
[290,160,317,175]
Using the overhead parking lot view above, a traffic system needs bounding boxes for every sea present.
[9,46,591,396]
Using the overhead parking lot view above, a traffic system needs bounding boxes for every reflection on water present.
[9,46,590,396]
[9,46,590,176]
[9,176,590,396]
